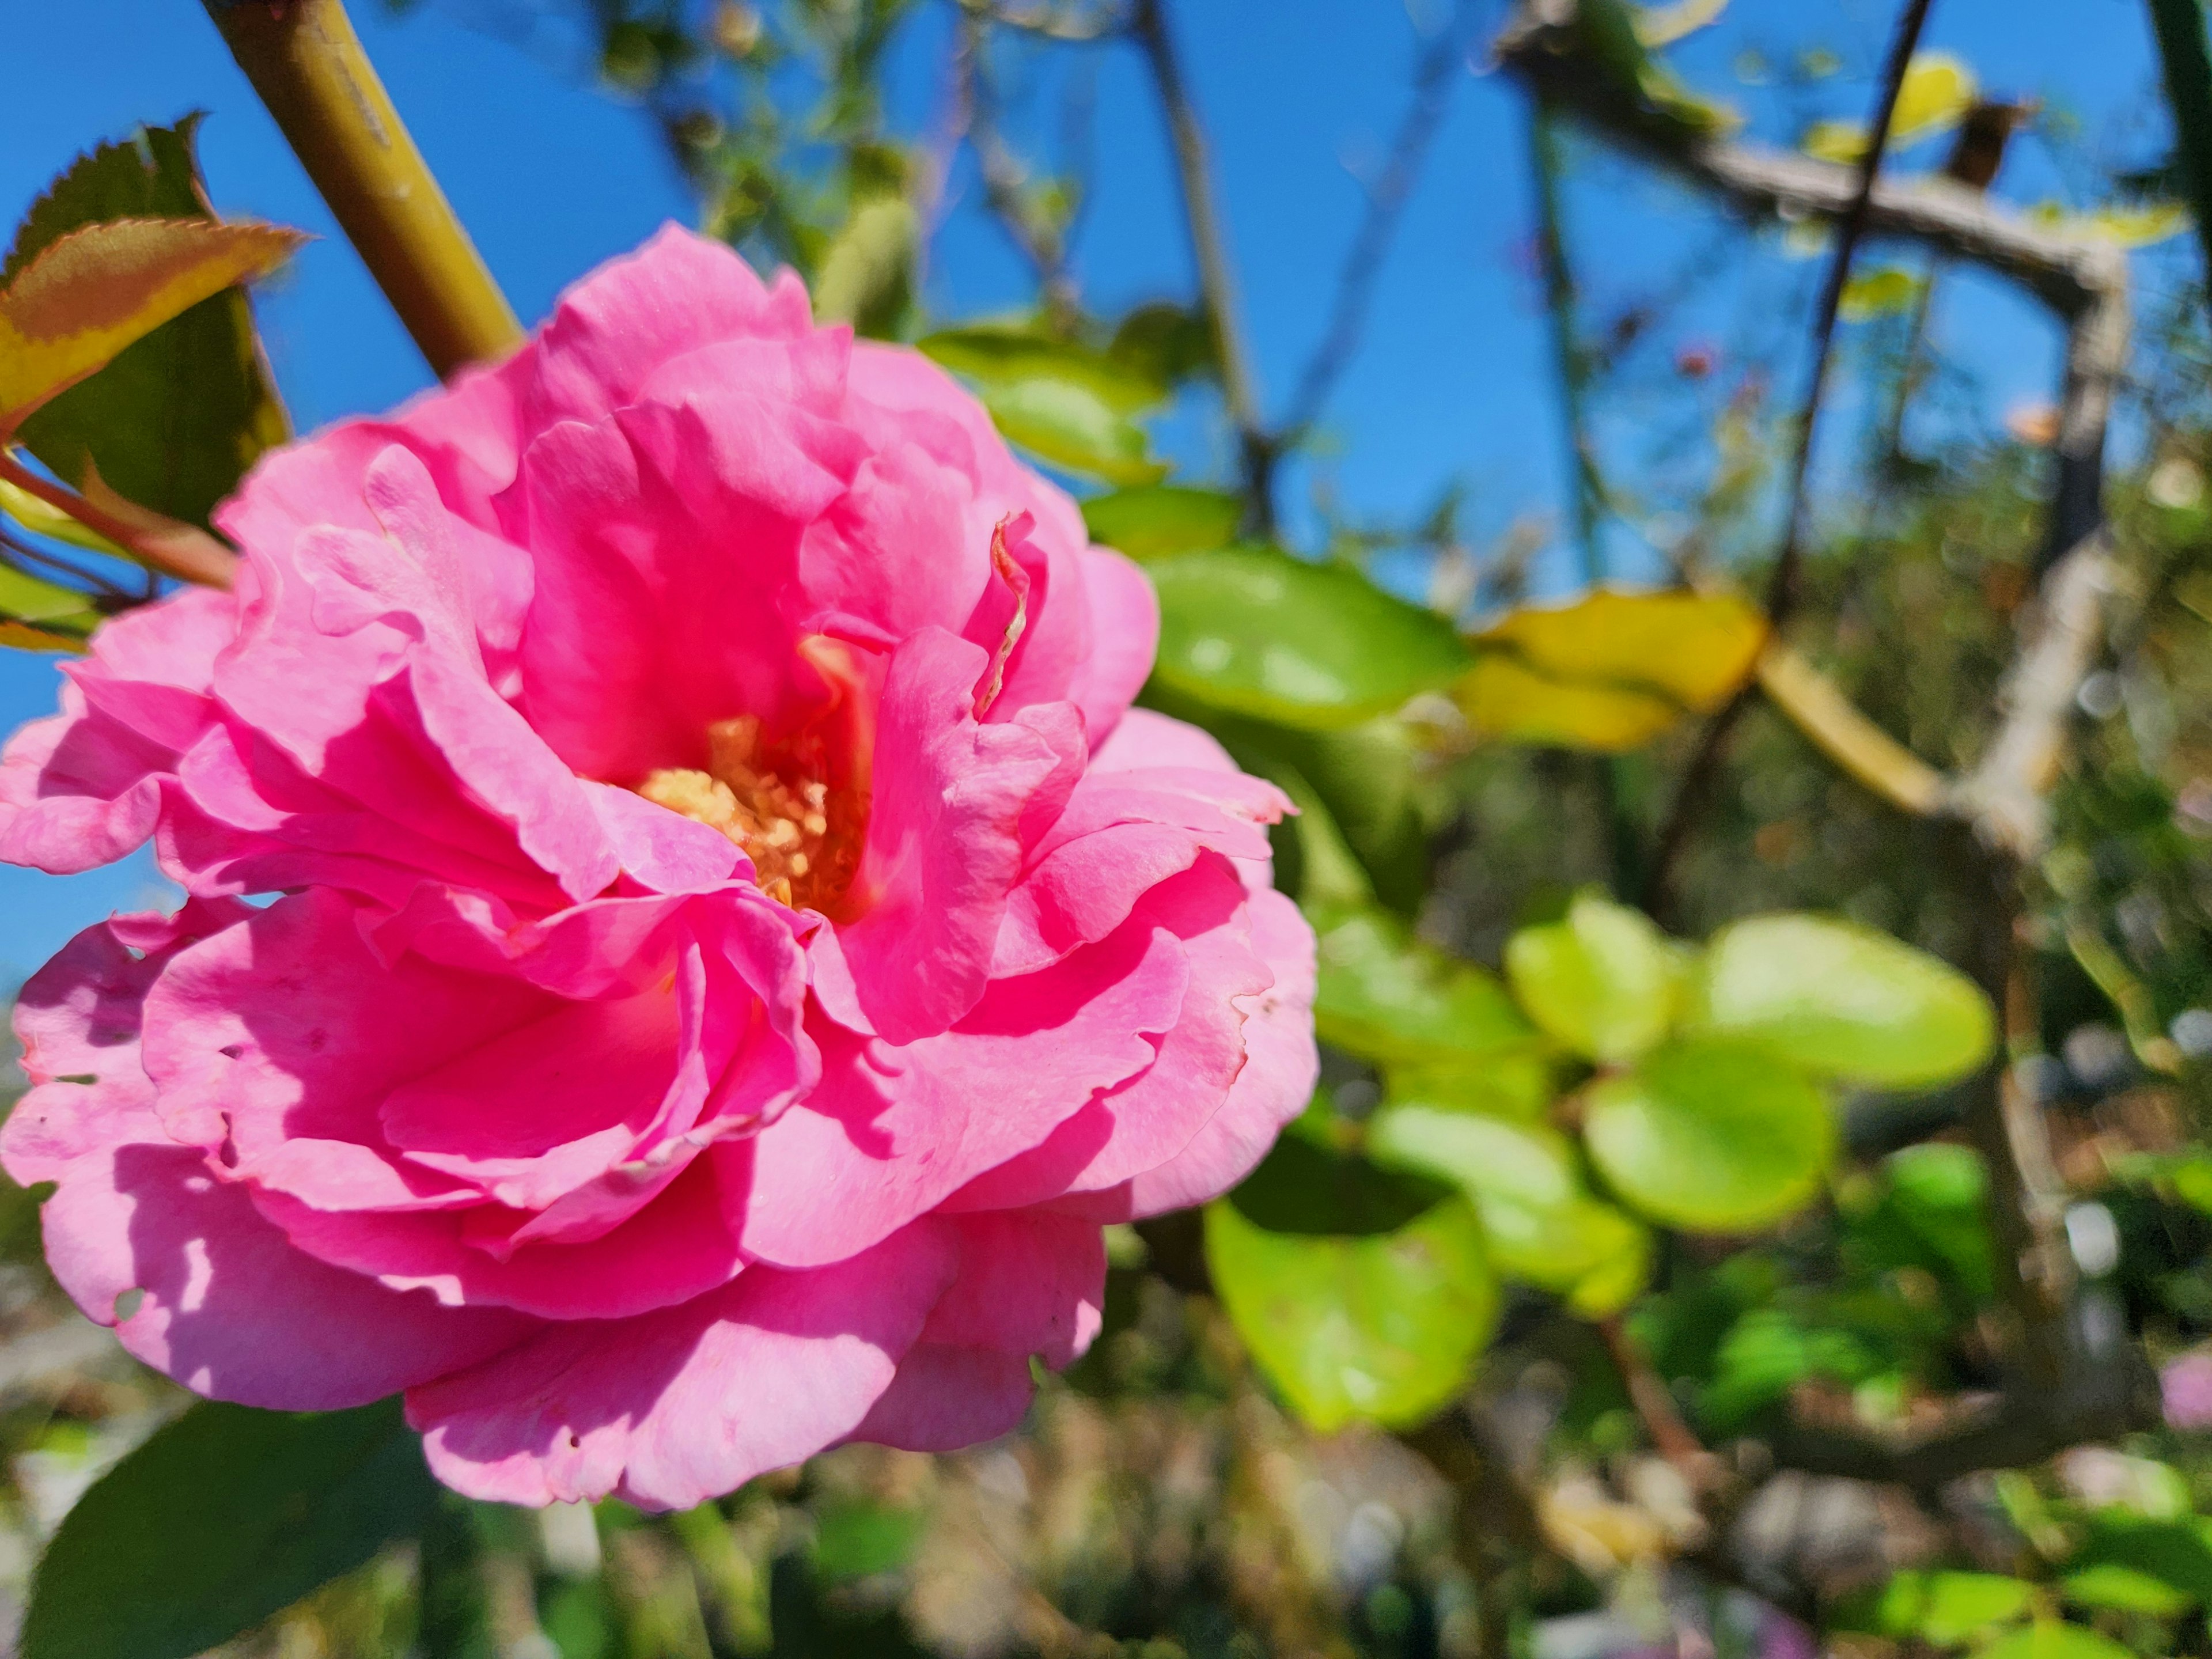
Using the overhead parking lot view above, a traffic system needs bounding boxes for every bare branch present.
[1755,642,1948,816]
[1643,0,1937,918]
[1278,0,1482,442]
[1127,0,1272,531]
[952,0,1126,44]
[0,452,236,592]
[1494,8,2109,316]
[954,13,1084,328]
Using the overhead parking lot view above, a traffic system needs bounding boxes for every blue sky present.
[0,0,2179,979]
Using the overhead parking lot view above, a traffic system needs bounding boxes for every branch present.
[200,0,523,379]
[1278,0,1481,441]
[954,14,1083,329]
[1495,8,2111,317]
[0,451,236,591]
[953,0,1126,44]
[1755,641,1948,816]
[1127,0,1272,531]
[1642,0,1936,918]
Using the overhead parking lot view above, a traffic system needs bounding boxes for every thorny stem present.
[200,0,524,380]
[1127,0,1272,533]
[1642,0,1937,922]
[0,450,236,590]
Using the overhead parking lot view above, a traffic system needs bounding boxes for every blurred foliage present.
[6,0,2212,1656]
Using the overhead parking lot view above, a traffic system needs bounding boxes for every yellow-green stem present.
[200,0,524,378]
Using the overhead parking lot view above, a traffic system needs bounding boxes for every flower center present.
[637,715,866,912]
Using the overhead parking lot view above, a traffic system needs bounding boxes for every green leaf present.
[1207,1137,1497,1431]
[2061,1563,2194,1617]
[1582,1040,1833,1232]
[1368,1103,1649,1315]
[1149,545,1472,729]
[22,1399,439,1659]
[1864,1570,2035,1645]
[1686,914,1995,1088]
[1459,588,1767,752]
[1108,301,1217,387]
[810,195,915,338]
[1801,52,1978,163]
[4,118,297,525]
[1977,1624,2137,1659]
[918,326,1168,484]
[0,565,101,639]
[2069,1514,2212,1604]
[1081,484,1241,562]
[918,325,1162,410]
[1505,891,1680,1064]
[1838,266,1924,321]
[1312,904,1539,1067]
[0,472,128,557]
[1384,1056,1556,1123]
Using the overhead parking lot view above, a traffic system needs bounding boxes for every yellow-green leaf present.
[1207,1138,1497,1432]
[1633,0,1729,48]
[1081,484,1241,561]
[1582,1040,1834,1233]
[0,217,304,427]
[1839,266,1923,321]
[1686,913,1995,1088]
[1368,1103,1651,1315]
[0,469,127,558]
[811,195,916,338]
[1459,587,1766,750]
[2028,200,2192,248]
[1505,891,1681,1065]
[1801,51,1978,163]
[1150,546,1472,729]
[1459,654,1681,751]
[1312,904,1539,1067]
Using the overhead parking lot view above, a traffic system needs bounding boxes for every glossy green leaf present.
[22,1399,438,1659]
[2061,1564,2194,1617]
[1207,1137,1497,1431]
[1149,545,1471,729]
[5,118,295,527]
[978,377,1166,485]
[1081,484,1242,561]
[0,564,101,637]
[1108,301,1217,387]
[917,325,1162,410]
[1368,1103,1649,1315]
[1582,1040,1833,1232]
[1687,914,1995,1088]
[1978,1625,2136,1659]
[1312,904,1538,1067]
[1865,1570,2035,1645]
[1505,891,1680,1064]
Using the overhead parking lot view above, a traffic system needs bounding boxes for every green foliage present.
[1080,484,1242,561]
[919,327,1167,482]
[21,1400,437,1659]
[3,116,291,527]
[1206,1132,1498,1431]
[1148,544,1472,728]
[1310,904,1536,1066]
[1686,912,1997,1087]
[1581,1039,1834,1232]
[1505,890,1681,1064]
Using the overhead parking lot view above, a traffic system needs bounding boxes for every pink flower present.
[0,227,1316,1508]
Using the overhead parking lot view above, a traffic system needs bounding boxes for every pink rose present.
[0,227,1316,1508]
